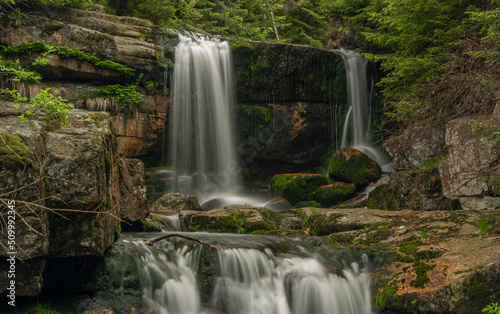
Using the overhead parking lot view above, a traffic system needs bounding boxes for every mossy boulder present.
[270,173,331,205]
[293,200,321,209]
[328,148,382,186]
[184,207,277,234]
[310,182,356,207]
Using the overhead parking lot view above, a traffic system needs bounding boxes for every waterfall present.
[337,50,392,171]
[169,34,240,202]
[212,248,372,314]
[112,233,375,314]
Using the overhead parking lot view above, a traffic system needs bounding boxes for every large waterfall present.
[338,50,392,171]
[169,34,240,202]
[111,233,374,314]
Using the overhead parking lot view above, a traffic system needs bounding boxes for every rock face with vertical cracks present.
[0,105,149,296]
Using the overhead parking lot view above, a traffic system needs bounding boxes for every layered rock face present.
[0,5,154,296]
[0,107,149,296]
[0,4,168,159]
[383,111,500,210]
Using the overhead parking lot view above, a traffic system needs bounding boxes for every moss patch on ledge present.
[2,41,135,78]
[0,132,38,171]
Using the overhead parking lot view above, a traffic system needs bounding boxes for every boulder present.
[328,148,382,186]
[438,114,500,200]
[367,169,460,211]
[310,182,356,207]
[264,198,292,212]
[151,192,203,213]
[383,126,446,169]
[181,206,277,233]
[270,173,331,205]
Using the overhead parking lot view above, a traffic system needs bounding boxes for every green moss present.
[0,132,37,171]
[392,251,415,263]
[188,210,278,234]
[304,212,344,236]
[411,261,435,288]
[310,182,356,207]
[375,277,419,313]
[2,41,135,78]
[44,24,65,35]
[140,218,162,232]
[270,173,331,205]
[329,149,382,186]
[293,201,321,208]
[399,243,418,255]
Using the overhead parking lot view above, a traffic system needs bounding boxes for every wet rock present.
[328,148,382,186]
[264,198,292,212]
[232,41,345,104]
[310,182,356,207]
[270,173,331,206]
[367,169,460,211]
[151,192,203,213]
[119,158,149,222]
[182,206,277,233]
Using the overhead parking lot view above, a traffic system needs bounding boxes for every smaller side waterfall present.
[337,49,392,171]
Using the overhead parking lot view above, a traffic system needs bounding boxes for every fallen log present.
[144,233,219,250]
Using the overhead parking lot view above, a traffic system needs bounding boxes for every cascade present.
[112,233,374,314]
[337,50,392,171]
[169,34,240,202]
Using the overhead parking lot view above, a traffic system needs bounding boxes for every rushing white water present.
[128,241,202,314]
[212,248,372,314]
[337,50,392,171]
[169,34,239,202]
[116,233,374,314]
[151,213,182,231]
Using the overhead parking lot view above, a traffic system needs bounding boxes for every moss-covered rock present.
[304,212,345,236]
[293,200,321,208]
[328,148,382,186]
[310,182,356,207]
[270,173,331,205]
[185,207,278,234]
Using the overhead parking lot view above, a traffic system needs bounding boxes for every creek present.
[108,232,376,314]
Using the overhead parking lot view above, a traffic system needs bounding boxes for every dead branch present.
[143,233,219,250]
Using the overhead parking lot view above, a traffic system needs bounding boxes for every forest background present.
[2,0,500,140]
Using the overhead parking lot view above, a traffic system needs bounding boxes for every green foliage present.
[98,84,142,106]
[27,302,61,314]
[0,56,42,84]
[478,218,493,235]
[483,302,500,314]
[5,88,74,124]
[2,42,136,78]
